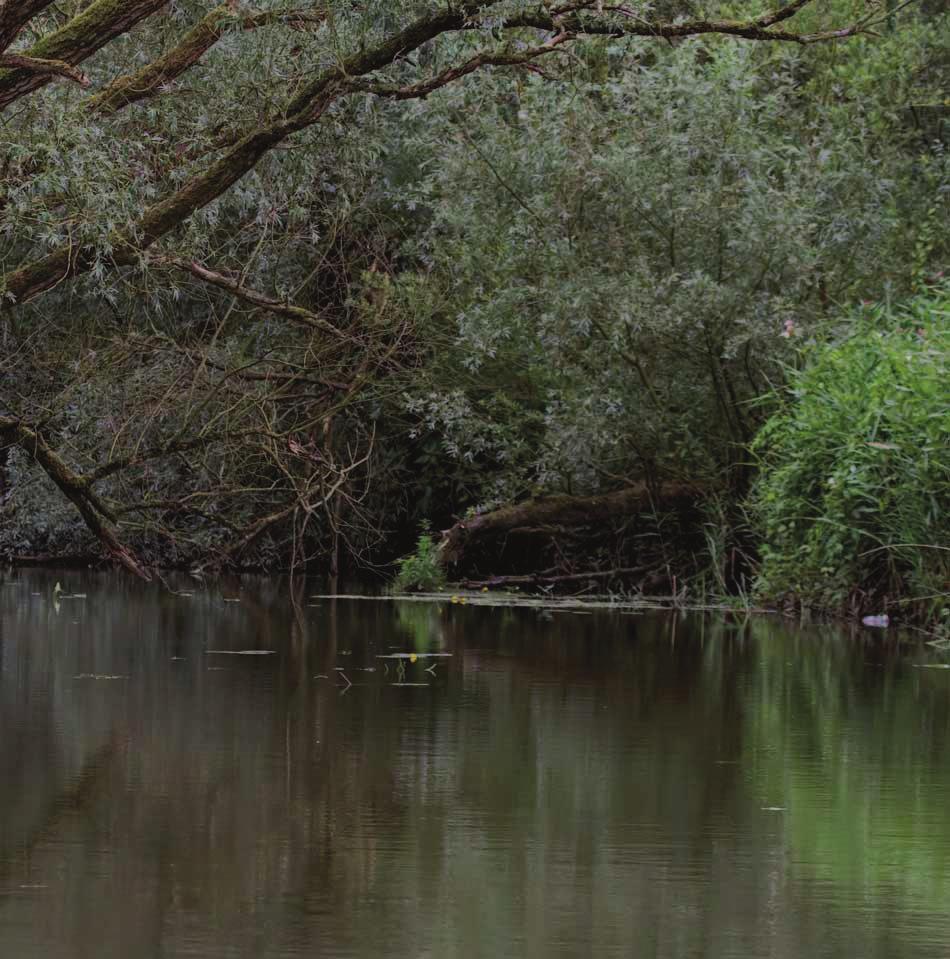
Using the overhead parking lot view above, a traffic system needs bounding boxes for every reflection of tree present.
[395,601,446,653]
[740,620,950,915]
[1,579,949,957]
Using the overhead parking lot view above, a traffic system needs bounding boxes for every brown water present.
[1,570,949,958]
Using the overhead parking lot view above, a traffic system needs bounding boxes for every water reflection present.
[0,570,948,958]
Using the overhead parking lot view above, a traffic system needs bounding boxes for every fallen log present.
[438,482,702,569]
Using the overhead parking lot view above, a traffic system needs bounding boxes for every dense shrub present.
[751,285,950,619]
[395,14,949,509]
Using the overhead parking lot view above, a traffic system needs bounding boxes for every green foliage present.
[3,0,949,578]
[395,11,949,507]
[392,529,446,593]
[750,284,950,617]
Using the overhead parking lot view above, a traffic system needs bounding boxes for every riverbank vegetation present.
[752,285,949,622]
[0,0,947,621]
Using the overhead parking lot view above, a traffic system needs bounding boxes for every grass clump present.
[750,284,950,621]
[392,529,446,593]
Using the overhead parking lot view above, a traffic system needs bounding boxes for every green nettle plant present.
[750,284,950,619]
[393,530,446,593]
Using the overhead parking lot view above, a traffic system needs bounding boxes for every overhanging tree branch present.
[0,0,55,53]
[86,434,229,484]
[0,415,151,579]
[346,31,575,100]
[1,7,470,305]
[0,1,56,53]
[0,0,169,110]
[507,1,876,43]
[0,52,90,87]
[150,254,356,342]
[0,1,881,311]
[192,436,373,570]
[87,4,328,115]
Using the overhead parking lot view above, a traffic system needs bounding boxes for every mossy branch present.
[0,416,151,579]
[0,0,168,110]
[0,52,90,87]
[88,5,327,114]
[0,0,881,310]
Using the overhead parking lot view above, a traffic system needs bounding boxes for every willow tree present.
[0,0,894,577]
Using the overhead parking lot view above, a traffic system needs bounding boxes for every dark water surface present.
[1,570,949,958]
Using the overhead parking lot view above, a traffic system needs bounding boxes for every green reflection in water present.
[739,619,950,910]
[0,571,948,959]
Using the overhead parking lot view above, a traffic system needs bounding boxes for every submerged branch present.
[461,564,655,588]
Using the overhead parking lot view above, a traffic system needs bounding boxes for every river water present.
[1,570,949,958]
